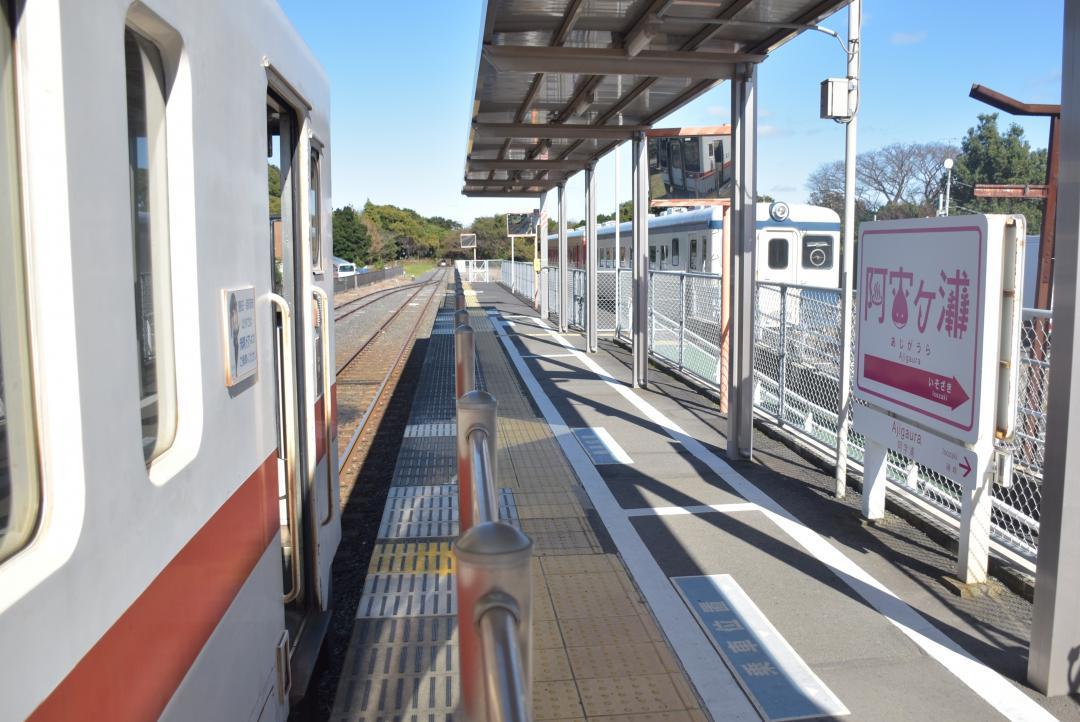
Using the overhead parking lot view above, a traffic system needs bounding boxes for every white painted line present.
[487,310,760,721]
[625,502,759,517]
[506,312,1057,722]
[520,352,578,359]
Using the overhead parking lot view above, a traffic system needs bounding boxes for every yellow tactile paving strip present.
[460,282,706,720]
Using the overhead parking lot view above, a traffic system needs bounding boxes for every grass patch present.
[402,260,437,278]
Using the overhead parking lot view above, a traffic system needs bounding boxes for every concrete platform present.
[475,280,1080,722]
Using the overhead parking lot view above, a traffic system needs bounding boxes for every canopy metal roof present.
[463,0,851,198]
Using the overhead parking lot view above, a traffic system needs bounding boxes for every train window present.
[648,246,656,267]
[309,149,322,272]
[0,0,40,564]
[125,27,177,463]
[620,246,626,267]
[767,237,789,269]
[689,238,698,271]
[671,238,680,267]
[802,235,834,269]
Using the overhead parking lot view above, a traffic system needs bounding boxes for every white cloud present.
[706,105,729,117]
[890,31,927,46]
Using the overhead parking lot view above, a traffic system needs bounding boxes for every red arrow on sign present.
[863,354,970,410]
[959,456,972,478]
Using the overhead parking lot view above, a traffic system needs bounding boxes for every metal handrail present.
[454,319,532,722]
[269,293,303,605]
[312,286,335,526]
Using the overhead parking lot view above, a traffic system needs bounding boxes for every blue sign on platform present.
[673,575,848,721]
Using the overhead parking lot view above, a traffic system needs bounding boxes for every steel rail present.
[333,277,442,321]
[336,268,449,472]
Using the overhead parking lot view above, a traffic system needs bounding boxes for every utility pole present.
[834,0,860,496]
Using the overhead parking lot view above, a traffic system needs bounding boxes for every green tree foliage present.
[332,205,371,265]
[268,164,282,216]
[362,201,448,260]
[596,200,634,224]
[952,113,1047,230]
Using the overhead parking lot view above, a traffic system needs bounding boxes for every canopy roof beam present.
[482,45,761,78]
[473,122,649,140]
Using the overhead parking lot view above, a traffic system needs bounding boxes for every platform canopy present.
[462,0,850,198]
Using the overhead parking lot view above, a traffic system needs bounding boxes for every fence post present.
[455,522,533,722]
[778,286,787,425]
[648,273,655,352]
[456,390,498,533]
[679,273,687,373]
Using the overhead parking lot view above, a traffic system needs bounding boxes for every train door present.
[266,91,327,677]
[758,229,795,284]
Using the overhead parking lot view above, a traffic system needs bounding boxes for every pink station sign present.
[855,216,1000,445]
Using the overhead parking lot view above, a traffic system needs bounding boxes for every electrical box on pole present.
[820,78,852,120]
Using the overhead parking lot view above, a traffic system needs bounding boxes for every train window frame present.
[0,0,42,565]
[308,145,323,273]
[124,25,178,465]
[767,237,789,270]
[671,238,680,267]
[648,245,656,267]
[689,237,698,271]
[801,234,835,270]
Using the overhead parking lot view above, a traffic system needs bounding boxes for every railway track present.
[334,268,448,473]
[333,276,442,321]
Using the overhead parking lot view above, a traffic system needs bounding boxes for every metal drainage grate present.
[377,485,521,540]
[333,616,458,722]
[378,486,458,540]
[404,422,457,438]
[357,572,457,618]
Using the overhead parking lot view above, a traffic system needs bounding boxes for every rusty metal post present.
[456,390,498,533]
[455,323,476,400]
[455,522,533,722]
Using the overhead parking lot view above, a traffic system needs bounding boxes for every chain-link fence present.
[752,283,1046,566]
[545,266,560,325]
[503,259,544,304]
[569,269,586,330]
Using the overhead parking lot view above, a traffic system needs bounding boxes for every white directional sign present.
[853,404,987,489]
[855,215,1005,444]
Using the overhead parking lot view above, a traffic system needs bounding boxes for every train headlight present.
[769,202,790,223]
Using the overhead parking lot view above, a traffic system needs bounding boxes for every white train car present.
[1,1,339,720]
[554,202,842,288]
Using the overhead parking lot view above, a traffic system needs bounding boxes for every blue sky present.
[277,0,1063,226]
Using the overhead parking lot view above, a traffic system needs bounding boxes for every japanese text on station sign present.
[855,219,987,442]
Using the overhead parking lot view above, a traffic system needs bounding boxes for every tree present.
[268,164,282,216]
[332,205,371,264]
[952,113,1047,230]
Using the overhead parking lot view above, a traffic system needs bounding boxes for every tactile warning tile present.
[545,572,647,620]
[540,554,621,576]
[558,615,666,647]
[520,517,602,555]
[357,572,456,618]
[576,674,689,717]
[367,541,455,576]
[377,486,457,539]
[331,616,457,722]
[566,642,671,679]
[533,618,565,649]
[390,437,456,487]
[511,490,587,520]
[534,645,574,682]
[533,680,585,720]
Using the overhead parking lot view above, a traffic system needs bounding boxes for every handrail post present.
[455,323,476,400]
[456,308,470,330]
[456,390,498,532]
[679,273,686,373]
[455,522,533,722]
